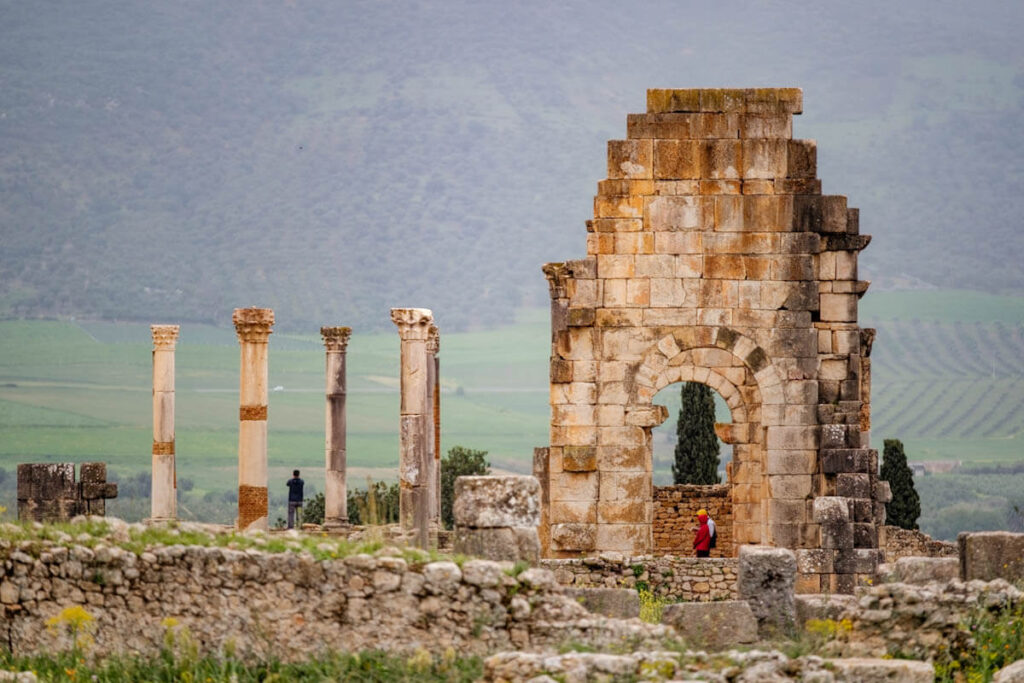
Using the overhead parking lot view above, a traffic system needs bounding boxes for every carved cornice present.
[390,308,434,341]
[426,325,440,355]
[321,326,352,352]
[232,308,274,343]
[150,325,180,350]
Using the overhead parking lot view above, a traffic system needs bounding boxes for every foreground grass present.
[0,649,484,682]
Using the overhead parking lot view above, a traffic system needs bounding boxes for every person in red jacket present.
[693,509,711,558]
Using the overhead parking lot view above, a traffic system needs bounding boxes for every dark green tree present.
[673,383,721,485]
[441,445,490,529]
[880,438,921,530]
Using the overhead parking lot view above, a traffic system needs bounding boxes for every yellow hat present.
[697,509,707,516]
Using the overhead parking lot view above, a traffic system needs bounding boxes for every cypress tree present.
[880,438,921,530]
[672,382,721,485]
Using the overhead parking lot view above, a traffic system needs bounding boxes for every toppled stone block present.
[662,600,758,650]
[738,545,797,635]
[959,531,1024,582]
[453,526,540,562]
[827,657,933,682]
[994,659,1024,682]
[795,594,857,626]
[884,557,959,584]
[453,476,541,528]
[564,587,640,619]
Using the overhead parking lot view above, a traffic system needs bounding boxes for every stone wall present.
[652,483,732,557]
[542,554,737,602]
[17,463,117,522]
[0,537,671,660]
[881,525,956,560]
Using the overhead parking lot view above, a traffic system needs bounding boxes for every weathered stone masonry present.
[539,88,884,593]
[653,484,732,557]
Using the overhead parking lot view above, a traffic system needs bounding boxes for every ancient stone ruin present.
[16,462,117,522]
[537,88,884,593]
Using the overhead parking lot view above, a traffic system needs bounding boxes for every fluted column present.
[391,307,433,545]
[150,324,179,521]
[322,326,352,529]
[426,325,441,524]
[233,307,274,531]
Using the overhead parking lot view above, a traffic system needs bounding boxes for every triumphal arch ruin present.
[537,88,886,593]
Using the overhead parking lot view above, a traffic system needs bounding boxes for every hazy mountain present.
[1,0,1021,331]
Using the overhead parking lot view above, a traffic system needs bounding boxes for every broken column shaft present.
[233,307,274,531]
[390,307,433,545]
[321,326,352,528]
[150,324,180,521]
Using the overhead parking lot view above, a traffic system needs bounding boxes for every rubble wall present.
[652,484,733,557]
[0,539,671,660]
[542,555,737,601]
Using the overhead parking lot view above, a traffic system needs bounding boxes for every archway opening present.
[651,381,733,487]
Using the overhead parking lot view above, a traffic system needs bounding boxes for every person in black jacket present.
[286,470,304,529]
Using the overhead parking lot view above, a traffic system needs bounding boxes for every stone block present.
[453,476,541,528]
[662,601,758,650]
[890,556,960,584]
[795,549,835,574]
[17,463,76,500]
[599,472,650,501]
[700,140,742,179]
[821,448,873,474]
[597,500,647,524]
[765,450,818,475]
[595,523,649,551]
[627,112,698,139]
[550,523,596,551]
[741,139,787,179]
[563,446,597,472]
[874,480,892,503]
[786,139,817,178]
[993,659,1024,682]
[742,114,791,139]
[653,140,701,179]
[647,88,701,113]
[607,139,652,180]
[813,498,850,525]
[453,526,540,562]
[79,462,107,484]
[552,472,599,501]
[836,473,871,498]
[821,522,854,550]
[834,548,881,574]
[737,545,796,635]
[820,293,857,322]
[795,594,856,626]
[958,531,1024,581]
[646,195,701,231]
[827,658,933,682]
[549,500,597,524]
[821,195,848,233]
[565,588,640,619]
[853,522,877,549]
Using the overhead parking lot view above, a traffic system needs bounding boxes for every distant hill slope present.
[1,1,1022,330]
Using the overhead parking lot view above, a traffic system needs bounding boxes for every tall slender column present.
[390,308,433,545]
[150,325,180,521]
[427,325,441,523]
[321,326,352,529]
[233,307,274,531]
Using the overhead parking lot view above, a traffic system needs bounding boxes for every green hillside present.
[1,1,1023,331]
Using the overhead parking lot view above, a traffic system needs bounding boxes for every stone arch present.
[627,329,781,548]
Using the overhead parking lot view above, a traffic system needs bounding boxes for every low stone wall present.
[881,525,956,560]
[0,539,672,660]
[541,554,737,602]
[652,484,732,558]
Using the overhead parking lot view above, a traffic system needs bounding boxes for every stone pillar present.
[426,324,440,523]
[390,307,433,545]
[233,307,274,531]
[150,324,180,521]
[321,326,352,528]
[452,475,541,561]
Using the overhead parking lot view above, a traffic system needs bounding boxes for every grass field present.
[1,290,1022,536]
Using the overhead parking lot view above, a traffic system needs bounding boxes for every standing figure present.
[287,469,304,530]
[693,508,711,558]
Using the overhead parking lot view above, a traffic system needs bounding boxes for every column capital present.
[426,325,440,355]
[321,326,352,352]
[233,307,274,343]
[150,325,180,350]
[542,262,569,297]
[390,308,433,341]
